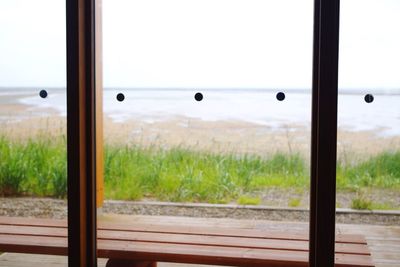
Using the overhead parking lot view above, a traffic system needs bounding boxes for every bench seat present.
[0,216,374,267]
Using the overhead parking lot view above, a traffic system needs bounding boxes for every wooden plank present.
[98,222,367,244]
[0,217,66,228]
[0,232,374,266]
[0,225,66,237]
[98,230,370,256]
[334,253,375,267]
[99,239,373,267]
[0,217,366,244]
[0,225,370,255]
[1,215,396,267]
[0,234,67,255]
[0,217,375,267]
[0,233,306,267]
[100,239,308,267]
[0,253,109,267]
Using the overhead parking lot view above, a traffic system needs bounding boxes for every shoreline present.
[1,107,400,159]
[1,89,400,160]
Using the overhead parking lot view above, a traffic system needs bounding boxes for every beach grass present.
[0,135,67,197]
[237,195,262,205]
[337,151,400,189]
[104,145,307,203]
[0,135,399,207]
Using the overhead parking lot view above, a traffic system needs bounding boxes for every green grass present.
[103,145,307,203]
[351,195,373,210]
[337,151,400,189]
[0,135,399,206]
[237,195,261,205]
[349,189,400,210]
[368,202,400,210]
[0,135,67,197]
[349,196,399,211]
[288,198,301,207]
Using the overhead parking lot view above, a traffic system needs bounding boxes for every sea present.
[1,87,400,137]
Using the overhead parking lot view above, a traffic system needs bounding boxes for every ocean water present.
[3,88,400,136]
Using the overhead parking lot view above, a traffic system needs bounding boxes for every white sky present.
[0,0,399,89]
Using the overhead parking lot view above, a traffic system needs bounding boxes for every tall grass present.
[0,135,67,197]
[0,135,399,203]
[104,145,306,203]
[337,151,400,189]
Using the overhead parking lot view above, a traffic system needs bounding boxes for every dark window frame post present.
[66,0,99,266]
[309,0,340,266]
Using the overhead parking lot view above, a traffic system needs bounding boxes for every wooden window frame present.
[66,0,102,266]
[309,0,340,266]
[65,0,340,266]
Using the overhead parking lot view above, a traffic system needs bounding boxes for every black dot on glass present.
[116,93,125,102]
[276,92,285,101]
[39,90,48,98]
[364,94,374,103]
[194,92,203,101]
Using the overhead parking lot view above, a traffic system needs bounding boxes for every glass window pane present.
[101,0,313,265]
[337,0,400,264]
[0,0,68,264]
[338,0,400,213]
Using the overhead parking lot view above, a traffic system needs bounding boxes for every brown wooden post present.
[95,0,104,208]
[66,0,98,266]
[309,0,340,266]
[309,0,320,266]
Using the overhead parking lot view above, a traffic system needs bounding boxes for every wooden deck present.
[0,214,399,267]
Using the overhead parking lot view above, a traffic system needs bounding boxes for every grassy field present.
[0,135,399,208]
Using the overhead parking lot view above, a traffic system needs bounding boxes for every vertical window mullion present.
[309,0,340,266]
[66,0,98,266]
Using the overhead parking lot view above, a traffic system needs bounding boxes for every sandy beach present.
[1,91,400,161]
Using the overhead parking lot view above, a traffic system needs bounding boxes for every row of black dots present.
[114,92,285,102]
[114,92,375,103]
[116,92,205,102]
[38,90,375,103]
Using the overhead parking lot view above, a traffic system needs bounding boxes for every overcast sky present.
[0,0,399,89]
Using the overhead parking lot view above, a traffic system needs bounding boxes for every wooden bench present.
[0,216,374,267]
